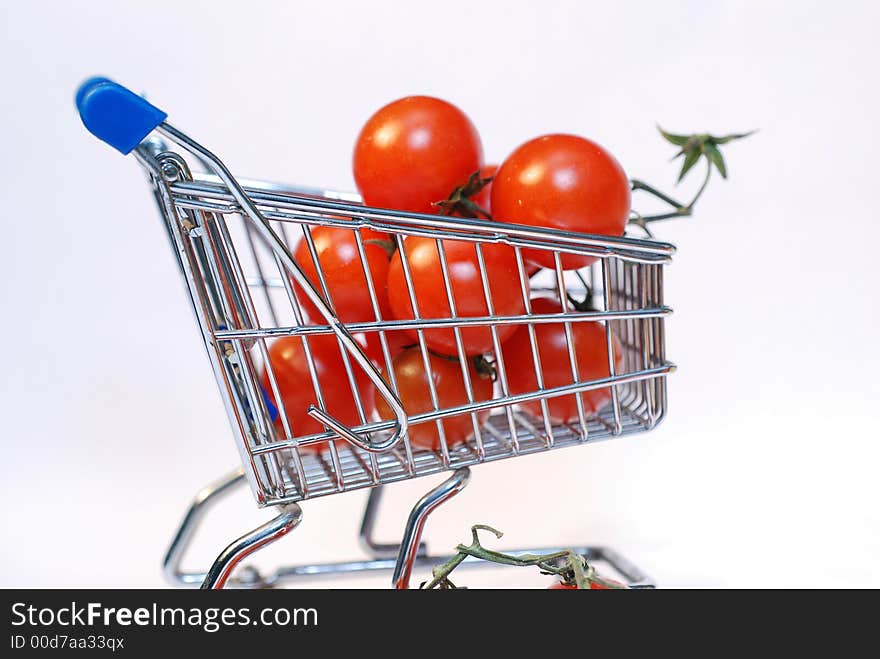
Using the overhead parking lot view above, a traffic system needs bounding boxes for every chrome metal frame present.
[125,119,674,588]
[134,129,674,507]
[164,467,654,589]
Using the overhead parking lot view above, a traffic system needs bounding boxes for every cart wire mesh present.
[134,135,674,507]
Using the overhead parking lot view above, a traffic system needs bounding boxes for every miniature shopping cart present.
[76,78,675,589]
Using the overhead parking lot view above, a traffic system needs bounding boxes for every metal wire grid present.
[140,144,673,506]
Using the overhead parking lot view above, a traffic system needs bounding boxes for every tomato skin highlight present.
[387,238,528,357]
[353,96,483,215]
[292,226,392,325]
[376,347,494,451]
[491,134,630,270]
[502,297,624,423]
[261,335,375,452]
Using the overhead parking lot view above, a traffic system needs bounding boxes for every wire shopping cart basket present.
[76,78,675,589]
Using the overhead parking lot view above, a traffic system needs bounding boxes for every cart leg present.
[392,468,471,590]
[201,503,303,590]
[163,467,302,589]
[359,486,427,559]
[163,468,247,587]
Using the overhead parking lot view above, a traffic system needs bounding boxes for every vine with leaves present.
[628,127,754,236]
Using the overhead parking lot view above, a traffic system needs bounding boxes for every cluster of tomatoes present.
[261,96,631,452]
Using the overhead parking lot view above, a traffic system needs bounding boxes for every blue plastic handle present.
[76,77,167,154]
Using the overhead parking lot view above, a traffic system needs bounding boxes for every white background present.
[1,0,878,588]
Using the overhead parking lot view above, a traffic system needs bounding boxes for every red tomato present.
[362,330,414,365]
[501,297,623,423]
[375,347,494,451]
[491,134,630,270]
[353,96,483,215]
[387,238,528,356]
[292,227,392,324]
[260,335,375,452]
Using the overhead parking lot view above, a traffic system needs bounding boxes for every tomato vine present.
[422,525,627,590]
[628,127,755,236]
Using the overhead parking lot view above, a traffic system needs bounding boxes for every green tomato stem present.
[629,158,712,228]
